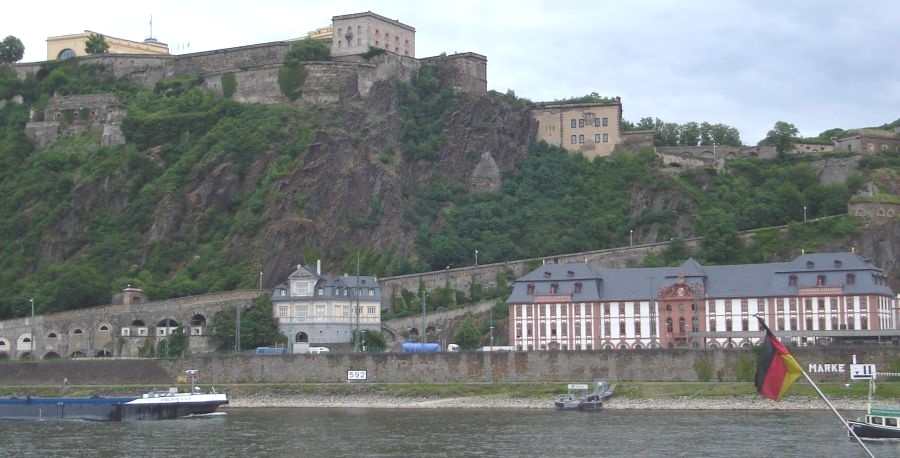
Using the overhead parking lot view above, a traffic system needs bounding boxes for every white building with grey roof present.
[507,252,897,351]
[272,261,381,352]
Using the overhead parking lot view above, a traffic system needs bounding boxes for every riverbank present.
[224,393,869,411]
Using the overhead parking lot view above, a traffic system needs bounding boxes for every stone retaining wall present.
[1,347,892,386]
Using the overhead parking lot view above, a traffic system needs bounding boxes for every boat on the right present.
[847,379,900,441]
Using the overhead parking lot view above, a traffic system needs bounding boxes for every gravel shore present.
[224,394,868,411]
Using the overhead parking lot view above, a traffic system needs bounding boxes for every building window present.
[368,306,376,315]
[725,318,733,332]
[847,315,855,330]
[678,317,686,333]
[602,133,609,142]
[604,320,611,335]
[578,134,585,143]
[550,283,558,294]
[578,119,585,128]
[571,119,577,128]
[817,275,826,286]
[594,118,600,127]
[634,320,641,335]
[278,306,287,317]
[602,117,608,126]
[571,135,577,144]
[788,275,797,286]
[665,318,673,333]
[574,282,582,294]
[709,319,716,332]
[595,134,601,142]
[526,284,534,295]
[619,320,626,335]
[298,306,307,317]
[846,273,855,285]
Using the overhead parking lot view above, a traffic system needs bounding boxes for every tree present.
[452,316,482,350]
[283,38,331,64]
[84,33,109,55]
[762,121,798,158]
[0,35,25,64]
[208,296,283,351]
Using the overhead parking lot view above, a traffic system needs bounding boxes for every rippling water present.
[1,408,897,457]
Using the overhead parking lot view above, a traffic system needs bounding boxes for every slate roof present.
[272,264,381,302]
[507,252,893,303]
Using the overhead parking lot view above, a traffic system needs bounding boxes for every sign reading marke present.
[807,363,846,373]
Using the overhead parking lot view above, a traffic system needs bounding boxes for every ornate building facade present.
[506,252,897,351]
[271,262,381,352]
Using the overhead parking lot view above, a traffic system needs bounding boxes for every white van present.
[308,346,330,354]
[447,344,460,352]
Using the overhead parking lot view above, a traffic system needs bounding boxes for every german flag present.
[755,317,803,401]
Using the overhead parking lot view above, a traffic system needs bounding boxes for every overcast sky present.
[5,1,898,143]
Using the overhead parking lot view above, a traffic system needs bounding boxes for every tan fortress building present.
[46,30,169,61]
[331,11,415,58]
[532,98,623,160]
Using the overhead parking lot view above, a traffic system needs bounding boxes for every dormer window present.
[816,275,826,286]
[550,283,559,294]
[566,270,574,277]
[846,273,855,285]
[834,260,842,267]
[526,284,535,295]
[806,261,814,268]
[543,271,551,278]
[788,275,797,286]
[574,282,582,294]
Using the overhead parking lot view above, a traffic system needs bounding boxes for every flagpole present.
[798,370,874,458]
[753,314,874,457]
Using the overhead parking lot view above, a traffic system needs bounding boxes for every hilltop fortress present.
[11,10,899,167]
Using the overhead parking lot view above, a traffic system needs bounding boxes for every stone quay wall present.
[0,347,893,386]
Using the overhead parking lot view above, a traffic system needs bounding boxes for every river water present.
[1,408,896,457]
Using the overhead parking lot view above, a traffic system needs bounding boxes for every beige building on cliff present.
[533,99,623,160]
[331,11,415,58]
[46,30,169,61]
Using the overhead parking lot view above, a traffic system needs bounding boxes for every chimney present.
[317,259,321,275]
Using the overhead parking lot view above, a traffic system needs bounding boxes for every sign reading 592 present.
[347,370,367,381]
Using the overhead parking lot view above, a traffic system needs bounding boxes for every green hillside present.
[0,59,896,320]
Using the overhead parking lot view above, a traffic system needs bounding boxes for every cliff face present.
[106,81,538,283]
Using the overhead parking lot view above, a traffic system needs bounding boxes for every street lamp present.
[803,206,807,222]
[630,229,634,246]
[490,326,494,353]
[475,249,479,266]
[258,271,263,291]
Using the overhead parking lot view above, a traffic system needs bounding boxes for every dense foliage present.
[207,295,284,351]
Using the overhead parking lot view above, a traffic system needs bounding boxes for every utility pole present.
[234,304,241,354]
[356,252,361,352]
[29,298,35,359]
[165,300,170,358]
[421,278,427,346]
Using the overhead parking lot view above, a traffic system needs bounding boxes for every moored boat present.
[554,380,613,411]
[847,378,900,441]
[0,369,228,421]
